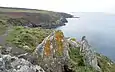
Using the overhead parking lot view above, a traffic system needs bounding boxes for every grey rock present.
[1,46,12,55]
[35,31,70,72]
[60,17,68,23]
[0,54,45,72]
[80,37,101,72]
[35,31,102,72]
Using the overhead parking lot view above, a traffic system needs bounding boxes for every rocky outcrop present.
[67,37,102,72]
[80,36,101,71]
[0,45,45,72]
[0,53,45,72]
[1,30,115,72]
[34,30,70,72]
[34,30,102,72]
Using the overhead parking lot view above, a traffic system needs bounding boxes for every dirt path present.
[0,26,11,45]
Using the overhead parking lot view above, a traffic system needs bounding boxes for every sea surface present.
[57,12,115,61]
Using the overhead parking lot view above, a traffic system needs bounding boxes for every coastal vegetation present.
[6,26,53,52]
[0,7,115,72]
[0,7,73,28]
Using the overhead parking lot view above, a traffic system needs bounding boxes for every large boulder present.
[34,30,70,72]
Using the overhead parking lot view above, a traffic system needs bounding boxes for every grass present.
[0,20,8,35]
[68,47,115,72]
[6,26,53,52]
[96,53,115,72]
[0,25,7,35]
[68,47,96,72]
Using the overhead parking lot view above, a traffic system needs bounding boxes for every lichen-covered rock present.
[2,30,115,72]
[33,31,115,72]
[34,31,102,72]
[35,30,70,72]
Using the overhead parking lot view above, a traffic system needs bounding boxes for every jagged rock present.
[35,30,70,72]
[1,30,114,72]
[34,31,103,72]
[67,38,79,48]
[80,36,101,72]
[0,54,45,72]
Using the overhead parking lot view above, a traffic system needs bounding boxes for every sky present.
[0,0,115,13]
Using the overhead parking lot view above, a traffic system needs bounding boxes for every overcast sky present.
[0,0,115,13]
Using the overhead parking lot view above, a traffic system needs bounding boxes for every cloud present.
[0,0,115,13]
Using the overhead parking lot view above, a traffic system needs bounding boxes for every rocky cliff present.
[34,30,102,72]
[0,30,115,72]
[34,31,115,72]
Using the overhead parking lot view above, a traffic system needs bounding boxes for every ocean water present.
[57,12,115,61]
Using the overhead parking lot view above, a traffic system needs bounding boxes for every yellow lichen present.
[55,30,64,56]
[44,39,51,56]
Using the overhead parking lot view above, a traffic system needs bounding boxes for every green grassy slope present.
[6,26,53,52]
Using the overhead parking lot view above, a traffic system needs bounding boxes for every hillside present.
[0,7,73,45]
[0,7,73,28]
